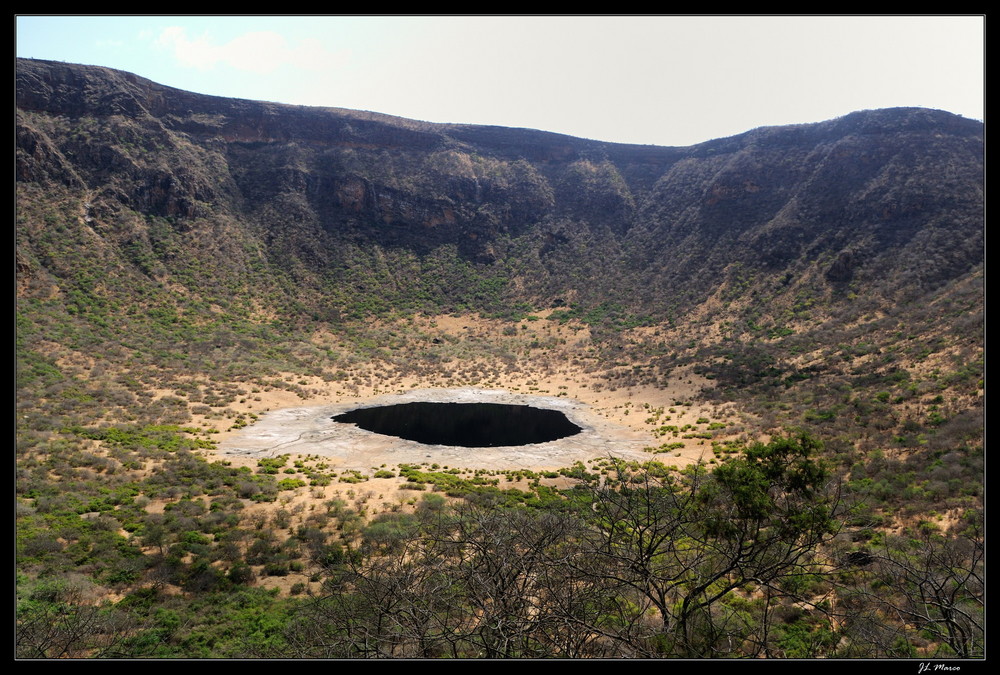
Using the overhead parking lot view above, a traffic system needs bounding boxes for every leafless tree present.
[16,603,145,659]
[837,515,984,658]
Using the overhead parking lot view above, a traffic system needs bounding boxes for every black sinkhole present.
[332,402,582,447]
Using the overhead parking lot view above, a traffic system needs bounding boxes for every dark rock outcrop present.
[16,57,983,320]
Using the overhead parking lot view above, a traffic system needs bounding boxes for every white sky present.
[16,15,985,147]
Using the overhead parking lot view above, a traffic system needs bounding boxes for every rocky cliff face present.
[16,58,983,322]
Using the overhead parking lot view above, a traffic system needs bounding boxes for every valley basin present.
[218,388,653,471]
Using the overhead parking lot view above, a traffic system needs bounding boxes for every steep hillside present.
[18,58,982,317]
[16,56,983,432]
[15,58,984,658]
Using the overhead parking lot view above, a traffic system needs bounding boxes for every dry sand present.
[214,367,731,473]
[219,387,655,471]
[208,313,739,473]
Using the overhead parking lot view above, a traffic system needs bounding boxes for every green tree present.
[585,432,842,656]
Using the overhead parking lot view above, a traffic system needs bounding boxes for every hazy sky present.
[16,15,984,147]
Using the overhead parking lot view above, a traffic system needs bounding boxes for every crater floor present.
[219,388,653,470]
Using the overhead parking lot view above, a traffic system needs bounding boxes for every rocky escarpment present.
[16,57,983,321]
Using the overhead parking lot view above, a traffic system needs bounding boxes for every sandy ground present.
[218,387,656,471]
[213,363,735,474]
[207,312,742,474]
